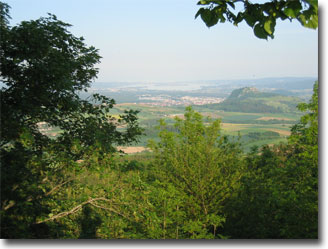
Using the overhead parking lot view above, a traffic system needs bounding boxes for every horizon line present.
[93,76,318,84]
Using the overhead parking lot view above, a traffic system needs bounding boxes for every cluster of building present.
[138,95,224,107]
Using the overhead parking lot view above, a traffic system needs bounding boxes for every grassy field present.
[220,123,291,135]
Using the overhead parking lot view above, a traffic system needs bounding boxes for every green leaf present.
[197,0,209,5]
[253,23,268,40]
[200,9,219,27]
[264,19,274,35]
[283,1,302,18]
[297,14,318,29]
[284,8,298,18]
[244,14,256,27]
[195,8,204,19]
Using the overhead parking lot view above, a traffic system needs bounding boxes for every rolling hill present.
[206,87,302,113]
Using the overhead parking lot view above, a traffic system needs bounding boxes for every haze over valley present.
[83,76,316,106]
[69,76,317,152]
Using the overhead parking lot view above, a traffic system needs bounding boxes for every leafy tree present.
[222,82,318,239]
[149,107,243,238]
[195,0,318,39]
[289,81,318,166]
[283,81,318,238]
[195,0,319,235]
[0,2,142,238]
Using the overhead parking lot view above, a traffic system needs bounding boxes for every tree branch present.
[35,197,129,224]
[44,178,75,197]
[89,202,131,220]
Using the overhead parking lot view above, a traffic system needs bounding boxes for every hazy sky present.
[4,0,318,82]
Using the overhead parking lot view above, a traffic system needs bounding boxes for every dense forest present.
[0,1,318,239]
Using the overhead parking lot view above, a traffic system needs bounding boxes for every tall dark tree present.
[0,2,142,238]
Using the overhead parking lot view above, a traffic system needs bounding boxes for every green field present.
[39,103,301,152]
[112,104,302,152]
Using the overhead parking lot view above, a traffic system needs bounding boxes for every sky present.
[4,0,318,83]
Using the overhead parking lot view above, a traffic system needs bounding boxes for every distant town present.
[138,94,224,106]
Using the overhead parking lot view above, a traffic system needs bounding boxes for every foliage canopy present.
[195,0,318,39]
[0,2,142,238]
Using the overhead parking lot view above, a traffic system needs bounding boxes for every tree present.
[149,107,243,238]
[222,82,318,239]
[289,81,318,164]
[0,2,142,238]
[195,0,318,39]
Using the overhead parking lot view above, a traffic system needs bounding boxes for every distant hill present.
[206,87,302,113]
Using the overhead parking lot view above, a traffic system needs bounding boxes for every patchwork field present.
[112,104,302,152]
[38,103,302,153]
